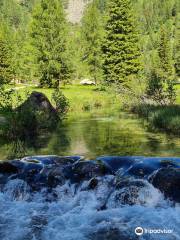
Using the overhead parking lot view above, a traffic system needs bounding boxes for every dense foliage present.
[30,0,70,87]
[81,1,103,84]
[102,0,141,86]
[0,0,179,137]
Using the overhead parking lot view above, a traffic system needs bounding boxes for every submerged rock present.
[3,179,31,200]
[39,165,67,188]
[0,161,19,174]
[89,227,136,240]
[68,160,113,183]
[97,156,135,173]
[22,155,79,166]
[107,178,161,207]
[150,168,180,202]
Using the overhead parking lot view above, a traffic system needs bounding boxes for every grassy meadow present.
[3,84,121,116]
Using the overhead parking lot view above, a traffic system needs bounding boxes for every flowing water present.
[0,111,179,240]
[0,155,180,240]
[0,111,179,159]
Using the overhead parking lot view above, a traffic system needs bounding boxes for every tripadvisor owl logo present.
[135,227,144,236]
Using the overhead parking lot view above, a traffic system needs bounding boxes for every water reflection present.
[0,112,179,160]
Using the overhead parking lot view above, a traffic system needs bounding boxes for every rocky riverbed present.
[0,155,180,240]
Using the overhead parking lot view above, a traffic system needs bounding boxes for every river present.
[0,111,179,160]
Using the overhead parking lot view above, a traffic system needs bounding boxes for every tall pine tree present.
[146,25,176,104]
[0,24,13,84]
[81,0,103,84]
[30,0,70,87]
[102,0,141,86]
[174,8,180,78]
[158,26,176,102]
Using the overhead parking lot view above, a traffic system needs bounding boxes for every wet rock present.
[107,179,152,207]
[0,161,21,187]
[46,167,66,188]
[150,168,180,202]
[10,160,26,170]
[34,165,67,189]
[52,156,81,165]
[127,162,158,178]
[69,160,113,183]
[10,162,44,190]
[89,227,136,240]
[22,155,80,166]
[3,179,31,200]
[27,215,48,240]
[87,178,99,190]
[97,156,135,173]
[0,161,19,174]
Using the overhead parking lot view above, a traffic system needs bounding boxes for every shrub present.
[51,89,69,118]
[82,102,91,111]
[94,100,102,108]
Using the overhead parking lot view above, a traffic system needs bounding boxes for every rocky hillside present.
[66,0,91,23]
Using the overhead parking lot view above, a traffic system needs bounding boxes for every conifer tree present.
[158,26,176,102]
[81,0,103,84]
[174,11,180,77]
[30,0,70,87]
[0,25,13,84]
[147,25,176,104]
[102,0,141,86]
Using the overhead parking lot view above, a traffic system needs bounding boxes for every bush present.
[51,89,69,118]
[94,100,102,108]
[82,102,91,111]
[0,88,37,157]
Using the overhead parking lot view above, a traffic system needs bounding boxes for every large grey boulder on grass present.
[17,91,59,128]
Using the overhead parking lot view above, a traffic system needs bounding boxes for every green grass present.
[133,104,180,136]
[4,84,121,116]
[176,84,180,104]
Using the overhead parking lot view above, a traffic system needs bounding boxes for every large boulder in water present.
[107,179,161,208]
[17,91,59,128]
[66,160,113,183]
[0,161,20,187]
[0,161,19,174]
[150,168,180,202]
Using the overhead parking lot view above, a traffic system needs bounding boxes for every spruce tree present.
[158,26,176,103]
[0,25,13,84]
[174,11,180,78]
[81,0,103,84]
[102,0,141,86]
[30,0,70,87]
[147,25,176,104]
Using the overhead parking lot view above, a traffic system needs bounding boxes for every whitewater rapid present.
[0,156,180,240]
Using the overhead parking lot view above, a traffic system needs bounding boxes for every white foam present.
[0,179,179,240]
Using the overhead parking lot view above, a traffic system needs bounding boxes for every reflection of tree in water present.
[82,118,153,156]
[1,122,70,159]
[44,123,71,155]
[8,140,27,159]
[146,136,160,153]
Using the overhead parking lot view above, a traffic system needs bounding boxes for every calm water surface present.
[0,111,179,159]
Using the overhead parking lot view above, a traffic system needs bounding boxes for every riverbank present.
[1,84,121,115]
[132,104,180,136]
[129,84,180,136]
[1,83,180,136]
